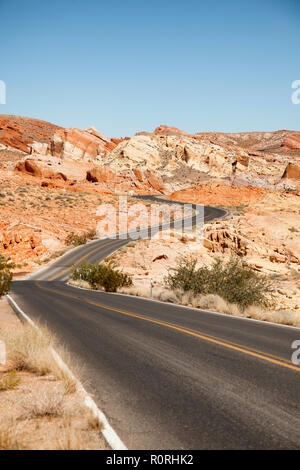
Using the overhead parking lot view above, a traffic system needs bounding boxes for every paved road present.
[10,197,300,449]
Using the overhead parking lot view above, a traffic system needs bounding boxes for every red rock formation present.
[145,170,166,192]
[0,115,60,153]
[154,125,189,136]
[282,133,300,150]
[282,163,300,180]
[0,115,124,161]
[15,158,69,181]
[0,225,48,262]
[86,167,115,183]
[152,125,300,154]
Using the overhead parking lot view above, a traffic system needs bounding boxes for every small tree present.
[0,254,14,297]
[65,229,96,247]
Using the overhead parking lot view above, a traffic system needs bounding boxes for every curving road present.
[10,196,300,450]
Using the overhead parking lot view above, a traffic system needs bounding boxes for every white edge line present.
[6,294,127,451]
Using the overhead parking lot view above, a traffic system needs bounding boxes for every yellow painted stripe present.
[35,281,300,373]
[48,210,213,282]
[48,240,120,281]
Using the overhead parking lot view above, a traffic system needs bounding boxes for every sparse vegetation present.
[56,425,86,450]
[165,256,271,309]
[0,419,24,450]
[0,322,81,390]
[1,323,56,376]
[0,309,106,450]
[65,229,96,247]
[25,391,64,419]
[0,370,21,391]
[71,260,133,292]
[119,285,300,327]
[0,254,14,297]
[86,410,104,431]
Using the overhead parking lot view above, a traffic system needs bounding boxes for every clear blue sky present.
[0,0,299,136]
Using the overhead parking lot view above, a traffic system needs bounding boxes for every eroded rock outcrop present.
[282,163,300,180]
[105,134,240,179]
[85,166,167,193]
[282,133,300,150]
[0,115,124,163]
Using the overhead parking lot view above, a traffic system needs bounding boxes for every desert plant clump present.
[0,254,14,297]
[71,261,133,293]
[0,370,21,391]
[1,323,54,375]
[0,419,25,450]
[24,391,65,419]
[165,256,271,309]
[65,229,96,247]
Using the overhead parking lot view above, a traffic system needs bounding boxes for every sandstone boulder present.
[282,163,300,180]
[86,167,115,183]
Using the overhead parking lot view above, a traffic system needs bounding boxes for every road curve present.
[10,197,300,450]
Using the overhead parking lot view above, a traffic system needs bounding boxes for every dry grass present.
[53,346,79,394]
[0,304,106,451]
[22,390,65,419]
[0,322,82,393]
[119,286,300,327]
[85,409,104,431]
[1,323,55,375]
[69,278,92,290]
[0,419,25,450]
[56,425,85,450]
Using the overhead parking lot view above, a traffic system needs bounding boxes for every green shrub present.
[71,261,133,292]
[165,256,271,309]
[0,255,14,297]
[65,229,96,247]
[0,370,21,391]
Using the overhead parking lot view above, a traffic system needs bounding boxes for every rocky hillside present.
[0,115,299,289]
[1,116,300,193]
[105,127,300,191]
[154,125,300,152]
[0,115,168,194]
[0,115,124,164]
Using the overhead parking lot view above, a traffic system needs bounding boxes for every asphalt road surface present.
[10,197,300,449]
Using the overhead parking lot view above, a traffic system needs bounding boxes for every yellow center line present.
[35,281,300,373]
[48,240,121,281]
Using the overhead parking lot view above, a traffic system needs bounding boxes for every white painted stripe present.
[6,294,127,451]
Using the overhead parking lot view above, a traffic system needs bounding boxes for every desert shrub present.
[0,370,21,391]
[65,229,96,247]
[0,255,14,297]
[165,256,271,309]
[71,261,132,292]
